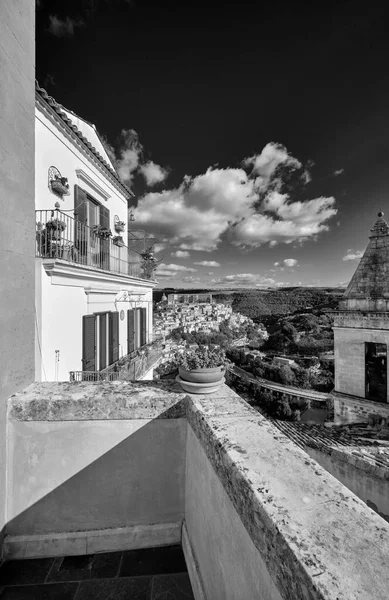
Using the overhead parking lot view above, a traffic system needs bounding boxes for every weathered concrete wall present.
[334,326,389,400]
[186,386,389,600]
[332,391,389,424]
[5,381,389,599]
[306,447,389,523]
[185,425,283,600]
[0,0,35,553]
[6,382,186,536]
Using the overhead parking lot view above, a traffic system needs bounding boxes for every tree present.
[278,365,296,386]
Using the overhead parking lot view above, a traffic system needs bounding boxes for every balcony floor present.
[0,545,194,599]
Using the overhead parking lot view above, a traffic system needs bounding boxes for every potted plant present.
[50,175,70,196]
[175,345,228,394]
[92,225,112,240]
[45,218,67,241]
[114,220,126,233]
[140,248,162,280]
[113,235,125,247]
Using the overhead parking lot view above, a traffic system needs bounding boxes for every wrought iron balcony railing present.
[36,209,155,280]
[69,340,163,382]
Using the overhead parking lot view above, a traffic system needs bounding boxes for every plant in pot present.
[112,235,125,247]
[140,247,163,280]
[50,175,70,196]
[92,225,112,240]
[45,218,67,240]
[40,219,67,256]
[175,345,228,394]
[114,220,126,233]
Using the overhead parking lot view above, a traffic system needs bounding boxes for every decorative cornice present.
[41,258,155,289]
[35,81,133,201]
[75,169,111,202]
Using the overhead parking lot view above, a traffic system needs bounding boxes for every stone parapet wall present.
[332,391,389,424]
[306,446,389,523]
[6,381,389,599]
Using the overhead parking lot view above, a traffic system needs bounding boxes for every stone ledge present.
[6,381,389,599]
[7,381,187,421]
[186,390,389,600]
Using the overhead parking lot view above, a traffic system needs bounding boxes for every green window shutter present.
[99,313,107,370]
[82,315,96,372]
[74,185,88,257]
[109,311,119,365]
[135,307,142,350]
[140,307,147,346]
[99,205,110,270]
[127,309,135,354]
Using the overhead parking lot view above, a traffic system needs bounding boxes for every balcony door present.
[74,185,110,270]
[365,342,387,403]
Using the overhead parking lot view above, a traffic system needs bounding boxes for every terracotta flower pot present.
[176,374,225,395]
[178,365,225,384]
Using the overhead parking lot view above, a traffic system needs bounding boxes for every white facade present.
[35,88,155,381]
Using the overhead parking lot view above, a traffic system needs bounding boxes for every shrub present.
[175,345,227,370]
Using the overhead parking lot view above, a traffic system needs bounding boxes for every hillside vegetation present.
[229,288,343,320]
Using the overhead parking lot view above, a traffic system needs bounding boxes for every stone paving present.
[0,545,194,599]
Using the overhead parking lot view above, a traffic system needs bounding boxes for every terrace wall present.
[4,381,389,599]
[0,0,35,554]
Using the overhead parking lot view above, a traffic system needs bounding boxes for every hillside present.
[154,287,344,322]
[229,288,343,321]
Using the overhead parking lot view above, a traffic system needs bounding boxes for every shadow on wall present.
[6,399,187,537]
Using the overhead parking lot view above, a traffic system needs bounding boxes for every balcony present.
[35,209,155,281]
[2,381,389,599]
[69,339,163,382]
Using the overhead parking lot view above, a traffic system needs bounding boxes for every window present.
[365,342,387,403]
[127,307,147,354]
[82,311,119,372]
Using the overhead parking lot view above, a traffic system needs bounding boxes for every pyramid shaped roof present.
[343,212,389,307]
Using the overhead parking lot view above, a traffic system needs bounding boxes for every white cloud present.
[153,243,166,254]
[243,142,302,190]
[212,273,277,288]
[194,261,220,267]
[171,250,190,258]
[156,263,197,278]
[207,271,214,275]
[182,275,200,283]
[139,161,169,186]
[232,193,337,247]
[109,130,167,188]
[135,167,256,251]
[283,258,298,267]
[334,168,344,176]
[47,15,85,37]
[343,249,363,261]
[116,129,143,183]
[135,142,337,251]
[274,262,280,267]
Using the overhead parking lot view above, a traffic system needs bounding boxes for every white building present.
[35,83,156,381]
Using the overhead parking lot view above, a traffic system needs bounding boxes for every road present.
[229,365,329,402]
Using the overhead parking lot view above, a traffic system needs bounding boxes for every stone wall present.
[6,383,186,538]
[306,446,389,523]
[332,391,389,424]
[4,381,389,599]
[334,326,389,400]
[0,0,35,553]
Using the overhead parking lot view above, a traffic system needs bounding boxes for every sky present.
[36,0,389,289]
